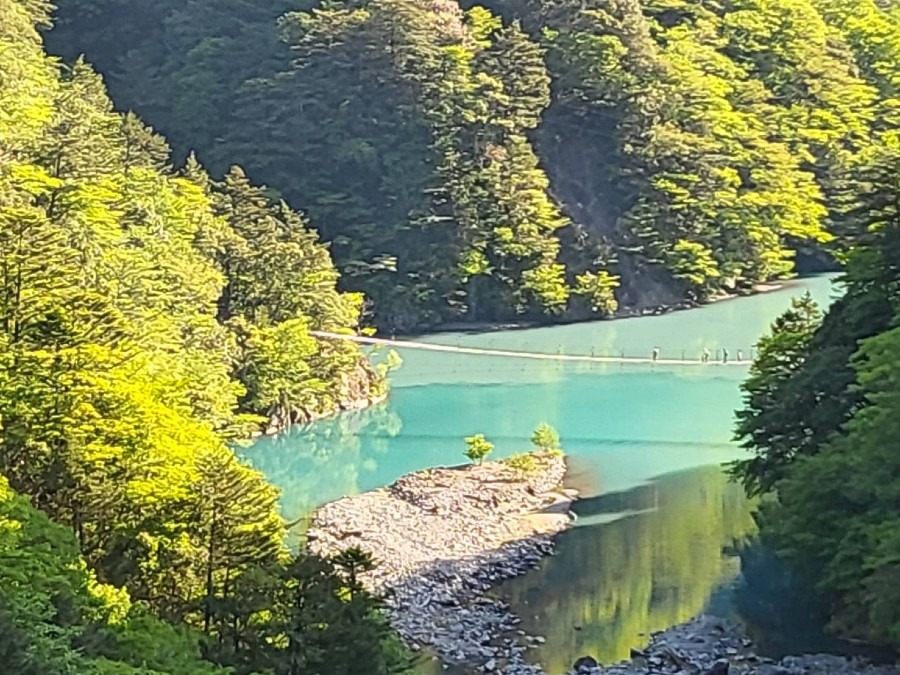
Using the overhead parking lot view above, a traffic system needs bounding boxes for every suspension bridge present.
[310,331,751,367]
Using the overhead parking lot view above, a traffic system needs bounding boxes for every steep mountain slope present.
[1,3,407,672]
[45,0,900,330]
[733,136,900,649]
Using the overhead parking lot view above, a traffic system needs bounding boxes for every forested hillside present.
[46,0,900,330]
[0,1,405,672]
[733,124,900,647]
[0,475,225,675]
[730,0,900,648]
[5,0,386,431]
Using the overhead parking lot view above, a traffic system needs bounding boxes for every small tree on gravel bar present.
[505,453,538,475]
[531,423,561,453]
[464,434,494,464]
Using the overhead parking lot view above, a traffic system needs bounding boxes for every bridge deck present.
[310,331,749,367]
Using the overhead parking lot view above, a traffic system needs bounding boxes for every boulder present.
[574,655,599,672]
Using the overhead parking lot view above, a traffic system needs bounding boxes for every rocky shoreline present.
[259,390,389,435]
[306,453,576,674]
[570,615,898,675]
[250,390,387,437]
[305,456,898,675]
[255,359,388,436]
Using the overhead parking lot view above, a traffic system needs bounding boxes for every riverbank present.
[424,278,804,335]
[306,453,576,674]
[254,359,387,436]
[569,615,898,675]
[258,390,389,436]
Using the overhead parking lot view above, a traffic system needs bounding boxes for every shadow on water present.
[408,468,897,675]
[491,466,756,675]
[731,539,899,664]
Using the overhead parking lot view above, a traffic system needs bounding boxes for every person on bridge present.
[701,348,710,363]
[652,347,660,363]
[722,348,729,364]
[737,349,743,362]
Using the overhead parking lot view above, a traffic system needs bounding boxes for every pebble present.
[307,453,573,675]
[568,615,899,675]
[308,460,900,675]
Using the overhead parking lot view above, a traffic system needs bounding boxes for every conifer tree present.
[194,449,283,634]
[0,4,402,671]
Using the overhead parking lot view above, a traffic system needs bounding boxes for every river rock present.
[566,616,899,675]
[574,656,600,671]
[307,453,574,674]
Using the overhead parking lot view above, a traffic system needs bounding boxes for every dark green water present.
[241,275,839,671]
[494,467,754,674]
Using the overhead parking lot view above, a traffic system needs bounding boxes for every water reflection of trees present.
[499,467,756,674]
[238,403,404,524]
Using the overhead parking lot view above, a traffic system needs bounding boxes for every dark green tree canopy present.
[733,132,900,648]
[47,0,900,327]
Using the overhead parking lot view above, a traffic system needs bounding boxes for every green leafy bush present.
[531,423,562,454]
[505,453,539,474]
[464,434,494,465]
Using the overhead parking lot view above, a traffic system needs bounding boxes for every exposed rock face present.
[307,454,576,674]
[262,358,386,434]
[570,615,899,675]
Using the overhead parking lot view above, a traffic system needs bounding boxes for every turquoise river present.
[242,275,839,675]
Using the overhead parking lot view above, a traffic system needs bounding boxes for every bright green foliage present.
[574,270,620,314]
[0,473,408,675]
[471,0,892,300]
[0,3,407,673]
[812,0,900,100]
[464,433,494,464]
[203,164,377,425]
[530,422,561,453]
[46,0,621,330]
[539,0,837,298]
[0,475,224,675]
[43,0,900,325]
[714,0,879,248]
[668,240,721,288]
[236,318,324,424]
[0,0,378,433]
[734,136,900,647]
[210,165,362,330]
[374,349,404,381]
[0,0,56,153]
[505,453,539,474]
[246,1,596,328]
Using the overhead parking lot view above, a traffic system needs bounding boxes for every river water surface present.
[242,275,839,673]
